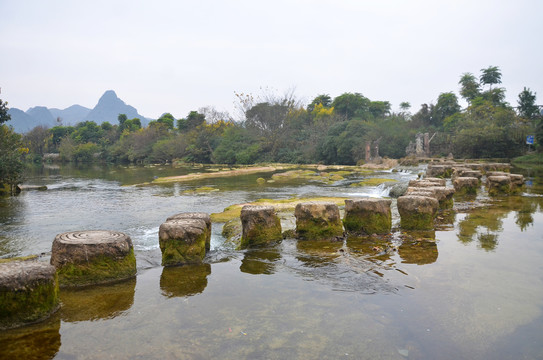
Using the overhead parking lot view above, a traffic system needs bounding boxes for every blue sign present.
[526,135,534,145]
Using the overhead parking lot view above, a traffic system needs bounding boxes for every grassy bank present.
[512,153,543,167]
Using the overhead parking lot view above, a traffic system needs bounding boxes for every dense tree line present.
[3,67,543,183]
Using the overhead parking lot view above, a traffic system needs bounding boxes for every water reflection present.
[60,278,136,322]
[285,239,398,294]
[0,314,60,360]
[345,235,395,262]
[0,197,26,257]
[295,240,343,268]
[240,247,281,275]
[398,240,438,265]
[160,263,211,297]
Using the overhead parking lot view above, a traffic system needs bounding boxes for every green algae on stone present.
[343,198,392,235]
[56,249,137,288]
[397,195,439,231]
[0,260,60,330]
[295,202,344,240]
[159,219,208,266]
[349,178,397,187]
[182,186,220,194]
[51,231,137,288]
[239,205,282,249]
[211,196,349,223]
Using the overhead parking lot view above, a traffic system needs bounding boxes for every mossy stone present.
[239,205,282,249]
[51,231,137,287]
[159,219,208,266]
[295,202,343,240]
[343,199,392,234]
[397,195,438,231]
[0,260,60,330]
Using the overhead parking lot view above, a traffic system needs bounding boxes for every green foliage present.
[449,101,524,158]
[0,125,26,192]
[307,94,332,113]
[0,99,11,124]
[212,126,260,164]
[331,92,370,119]
[157,113,175,130]
[368,101,391,118]
[517,87,539,120]
[433,92,461,127]
[459,73,481,102]
[480,65,502,89]
[178,111,205,132]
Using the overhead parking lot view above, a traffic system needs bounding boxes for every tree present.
[157,113,175,130]
[368,101,391,118]
[400,102,411,111]
[24,125,50,157]
[517,87,539,120]
[178,111,205,131]
[0,125,26,193]
[480,66,502,90]
[331,92,370,119]
[433,92,461,127]
[459,73,481,103]
[307,94,332,113]
[0,98,11,124]
[118,114,128,131]
[0,99,25,194]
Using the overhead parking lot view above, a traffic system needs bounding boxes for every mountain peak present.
[84,90,147,124]
[99,90,119,101]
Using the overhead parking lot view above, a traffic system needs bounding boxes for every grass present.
[512,153,543,167]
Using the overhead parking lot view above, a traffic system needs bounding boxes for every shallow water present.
[1,164,542,360]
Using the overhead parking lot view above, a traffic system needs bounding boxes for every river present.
[0,163,542,359]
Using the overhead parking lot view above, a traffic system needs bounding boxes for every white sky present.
[1,0,542,119]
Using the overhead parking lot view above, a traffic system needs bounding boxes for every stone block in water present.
[166,212,212,251]
[159,219,207,266]
[50,230,136,287]
[397,195,439,230]
[453,176,479,195]
[239,205,282,249]
[0,259,59,330]
[486,175,512,196]
[295,202,343,240]
[343,198,392,235]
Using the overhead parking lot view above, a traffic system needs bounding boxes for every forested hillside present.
[12,67,543,165]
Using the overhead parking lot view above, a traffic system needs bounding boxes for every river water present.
[0,164,542,360]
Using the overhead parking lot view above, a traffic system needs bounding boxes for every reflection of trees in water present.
[282,239,399,294]
[160,263,211,298]
[240,247,282,275]
[0,314,61,359]
[398,240,438,265]
[60,278,136,322]
[457,196,542,251]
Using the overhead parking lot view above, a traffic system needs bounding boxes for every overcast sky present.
[1,0,542,119]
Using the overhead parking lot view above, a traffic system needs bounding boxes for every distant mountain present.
[84,90,148,125]
[6,108,38,133]
[5,90,150,133]
[49,104,91,126]
[26,106,56,128]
